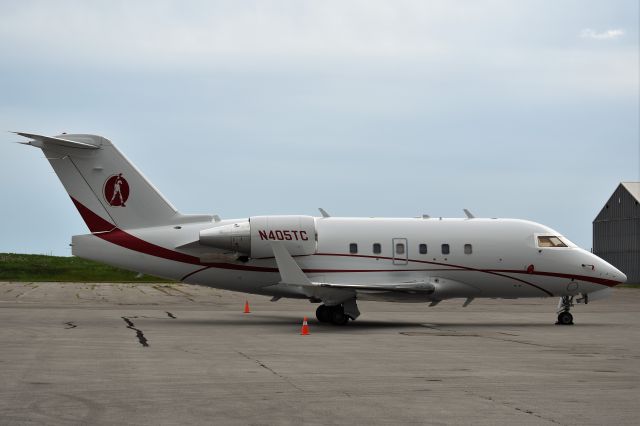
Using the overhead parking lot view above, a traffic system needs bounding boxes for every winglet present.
[318,208,330,218]
[463,209,475,219]
[269,241,312,285]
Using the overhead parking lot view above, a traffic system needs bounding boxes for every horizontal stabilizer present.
[14,132,100,149]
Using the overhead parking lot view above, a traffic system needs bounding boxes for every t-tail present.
[16,132,211,232]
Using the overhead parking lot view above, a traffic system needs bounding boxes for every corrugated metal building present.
[593,182,640,284]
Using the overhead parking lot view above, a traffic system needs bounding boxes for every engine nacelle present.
[199,215,316,258]
[199,221,251,254]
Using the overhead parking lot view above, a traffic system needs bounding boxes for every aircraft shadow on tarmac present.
[150,314,610,330]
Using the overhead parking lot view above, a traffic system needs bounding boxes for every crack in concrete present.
[64,321,77,329]
[166,286,196,301]
[151,285,173,296]
[152,285,195,301]
[121,317,149,347]
[235,350,303,391]
[484,336,554,348]
[16,284,40,298]
[412,325,555,348]
[469,392,565,425]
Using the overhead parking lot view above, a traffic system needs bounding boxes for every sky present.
[0,0,638,256]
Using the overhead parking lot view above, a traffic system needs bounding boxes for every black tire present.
[557,312,573,325]
[316,305,331,323]
[330,309,349,325]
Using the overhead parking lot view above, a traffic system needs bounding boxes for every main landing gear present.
[556,296,574,325]
[316,304,351,325]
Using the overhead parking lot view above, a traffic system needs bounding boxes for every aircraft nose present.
[617,269,627,284]
[584,250,627,284]
[603,261,626,284]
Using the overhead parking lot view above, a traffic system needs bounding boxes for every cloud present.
[580,28,624,40]
[0,1,452,67]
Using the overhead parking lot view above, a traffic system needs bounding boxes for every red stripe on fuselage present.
[69,199,620,291]
[98,229,202,264]
[488,269,619,287]
[313,253,553,295]
[96,229,281,272]
[313,253,620,288]
[71,197,115,233]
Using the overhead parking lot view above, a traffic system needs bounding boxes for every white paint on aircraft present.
[17,132,627,325]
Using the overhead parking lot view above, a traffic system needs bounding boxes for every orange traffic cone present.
[301,317,310,335]
[243,300,251,314]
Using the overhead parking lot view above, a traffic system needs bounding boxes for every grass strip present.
[0,253,174,282]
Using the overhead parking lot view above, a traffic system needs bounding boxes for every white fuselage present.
[71,216,624,302]
[17,131,626,321]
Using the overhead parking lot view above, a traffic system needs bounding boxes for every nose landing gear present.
[556,296,574,325]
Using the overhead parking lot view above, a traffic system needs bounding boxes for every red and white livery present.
[17,132,626,325]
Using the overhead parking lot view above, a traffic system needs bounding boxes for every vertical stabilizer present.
[18,132,182,231]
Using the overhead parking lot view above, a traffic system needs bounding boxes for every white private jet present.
[17,132,626,325]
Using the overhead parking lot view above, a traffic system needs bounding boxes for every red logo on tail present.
[104,174,129,207]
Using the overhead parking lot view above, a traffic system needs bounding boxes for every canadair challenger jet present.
[17,132,626,325]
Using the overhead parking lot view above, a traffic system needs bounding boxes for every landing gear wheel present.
[556,296,575,325]
[316,305,332,323]
[330,309,349,325]
[556,311,573,325]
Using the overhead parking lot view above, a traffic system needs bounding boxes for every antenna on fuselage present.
[463,209,475,219]
[318,208,331,218]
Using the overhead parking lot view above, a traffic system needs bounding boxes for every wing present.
[269,241,435,295]
[313,281,435,293]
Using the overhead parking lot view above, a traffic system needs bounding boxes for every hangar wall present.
[593,182,640,284]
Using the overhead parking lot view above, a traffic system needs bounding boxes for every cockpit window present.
[537,236,567,248]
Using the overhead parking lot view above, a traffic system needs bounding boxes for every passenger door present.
[392,238,408,265]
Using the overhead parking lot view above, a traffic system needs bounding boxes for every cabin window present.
[349,243,358,254]
[441,244,450,255]
[395,243,405,255]
[373,243,381,254]
[464,244,472,254]
[419,244,428,254]
[537,236,567,248]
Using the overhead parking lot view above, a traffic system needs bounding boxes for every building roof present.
[621,182,640,202]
